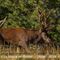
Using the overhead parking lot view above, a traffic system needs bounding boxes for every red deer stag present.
[0,17,51,53]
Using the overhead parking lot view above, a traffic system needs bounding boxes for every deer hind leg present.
[18,40,30,53]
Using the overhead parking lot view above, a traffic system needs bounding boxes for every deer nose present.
[45,38,51,44]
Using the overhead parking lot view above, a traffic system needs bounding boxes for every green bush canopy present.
[0,0,60,44]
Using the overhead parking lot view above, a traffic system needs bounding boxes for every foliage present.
[0,0,60,43]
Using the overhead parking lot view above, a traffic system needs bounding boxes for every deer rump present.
[0,28,41,52]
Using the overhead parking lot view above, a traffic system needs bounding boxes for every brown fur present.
[0,28,41,52]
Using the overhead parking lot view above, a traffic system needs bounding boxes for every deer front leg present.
[41,32,50,43]
[18,40,30,53]
[34,36,41,44]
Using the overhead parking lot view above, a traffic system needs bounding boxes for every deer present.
[0,16,52,53]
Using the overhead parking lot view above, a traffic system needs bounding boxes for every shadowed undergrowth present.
[0,44,60,60]
[0,43,60,55]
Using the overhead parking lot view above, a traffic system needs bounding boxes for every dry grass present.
[0,43,60,60]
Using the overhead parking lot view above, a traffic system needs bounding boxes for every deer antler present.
[38,9,51,31]
[0,16,7,27]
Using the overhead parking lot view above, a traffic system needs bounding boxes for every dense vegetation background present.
[0,0,60,44]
